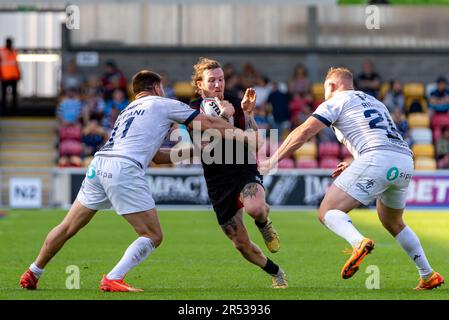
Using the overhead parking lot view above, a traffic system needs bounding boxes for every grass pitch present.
[1,209,448,300]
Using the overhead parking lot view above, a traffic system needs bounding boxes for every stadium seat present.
[415,157,436,170]
[59,140,83,157]
[296,158,318,169]
[405,97,427,113]
[410,128,433,144]
[174,82,195,98]
[408,113,430,128]
[340,145,352,159]
[59,125,82,141]
[319,157,340,169]
[403,82,425,98]
[311,83,324,102]
[379,82,390,100]
[412,144,435,158]
[430,114,449,128]
[278,158,295,169]
[319,142,340,158]
[293,141,317,159]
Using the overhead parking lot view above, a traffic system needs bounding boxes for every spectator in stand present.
[240,62,259,89]
[356,60,381,98]
[159,71,176,99]
[102,88,128,132]
[429,77,449,115]
[223,63,236,79]
[288,64,311,97]
[85,74,104,97]
[82,88,105,126]
[61,59,85,94]
[224,73,243,98]
[436,126,449,169]
[383,79,405,113]
[267,82,291,136]
[391,107,411,146]
[289,92,312,128]
[82,119,108,167]
[57,118,83,168]
[101,59,127,101]
[0,37,21,116]
[56,88,83,125]
[253,105,270,130]
[254,75,272,108]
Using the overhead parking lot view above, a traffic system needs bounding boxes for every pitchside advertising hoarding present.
[69,169,449,208]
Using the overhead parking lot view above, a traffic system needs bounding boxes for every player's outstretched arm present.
[151,147,194,165]
[261,116,326,173]
[188,113,260,150]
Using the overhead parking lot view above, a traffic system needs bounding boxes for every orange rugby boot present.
[341,238,375,279]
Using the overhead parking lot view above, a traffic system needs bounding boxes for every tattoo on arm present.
[221,216,238,239]
[241,183,259,199]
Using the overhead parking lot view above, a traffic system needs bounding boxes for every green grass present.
[339,0,449,4]
[1,209,448,300]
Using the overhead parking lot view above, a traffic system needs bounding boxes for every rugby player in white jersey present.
[19,70,249,292]
[260,67,444,290]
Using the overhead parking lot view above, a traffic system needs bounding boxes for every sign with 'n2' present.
[9,178,42,208]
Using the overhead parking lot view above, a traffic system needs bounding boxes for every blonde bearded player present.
[188,57,287,289]
[260,67,444,290]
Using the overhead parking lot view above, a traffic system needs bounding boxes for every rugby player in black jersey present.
[189,57,287,288]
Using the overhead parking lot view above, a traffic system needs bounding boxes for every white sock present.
[29,263,44,279]
[395,226,433,278]
[323,209,364,247]
[107,237,155,280]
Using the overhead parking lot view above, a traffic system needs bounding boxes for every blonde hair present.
[191,57,222,94]
[325,67,353,83]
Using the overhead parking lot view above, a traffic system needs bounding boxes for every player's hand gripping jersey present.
[312,90,412,159]
[96,96,198,168]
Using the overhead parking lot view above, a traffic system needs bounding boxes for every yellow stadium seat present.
[174,82,195,98]
[408,113,430,128]
[379,82,390,100]
[414,157,436,170]
[293,141,317,160]
[312,83,324,101]
[403,82,425,99]
[406,97,427,113]
[412,144,435,158]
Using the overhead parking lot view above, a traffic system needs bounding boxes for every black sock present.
[255,219,268,229]
[262,258,279,276]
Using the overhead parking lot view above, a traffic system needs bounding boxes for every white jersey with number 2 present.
[312,90,412,159]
